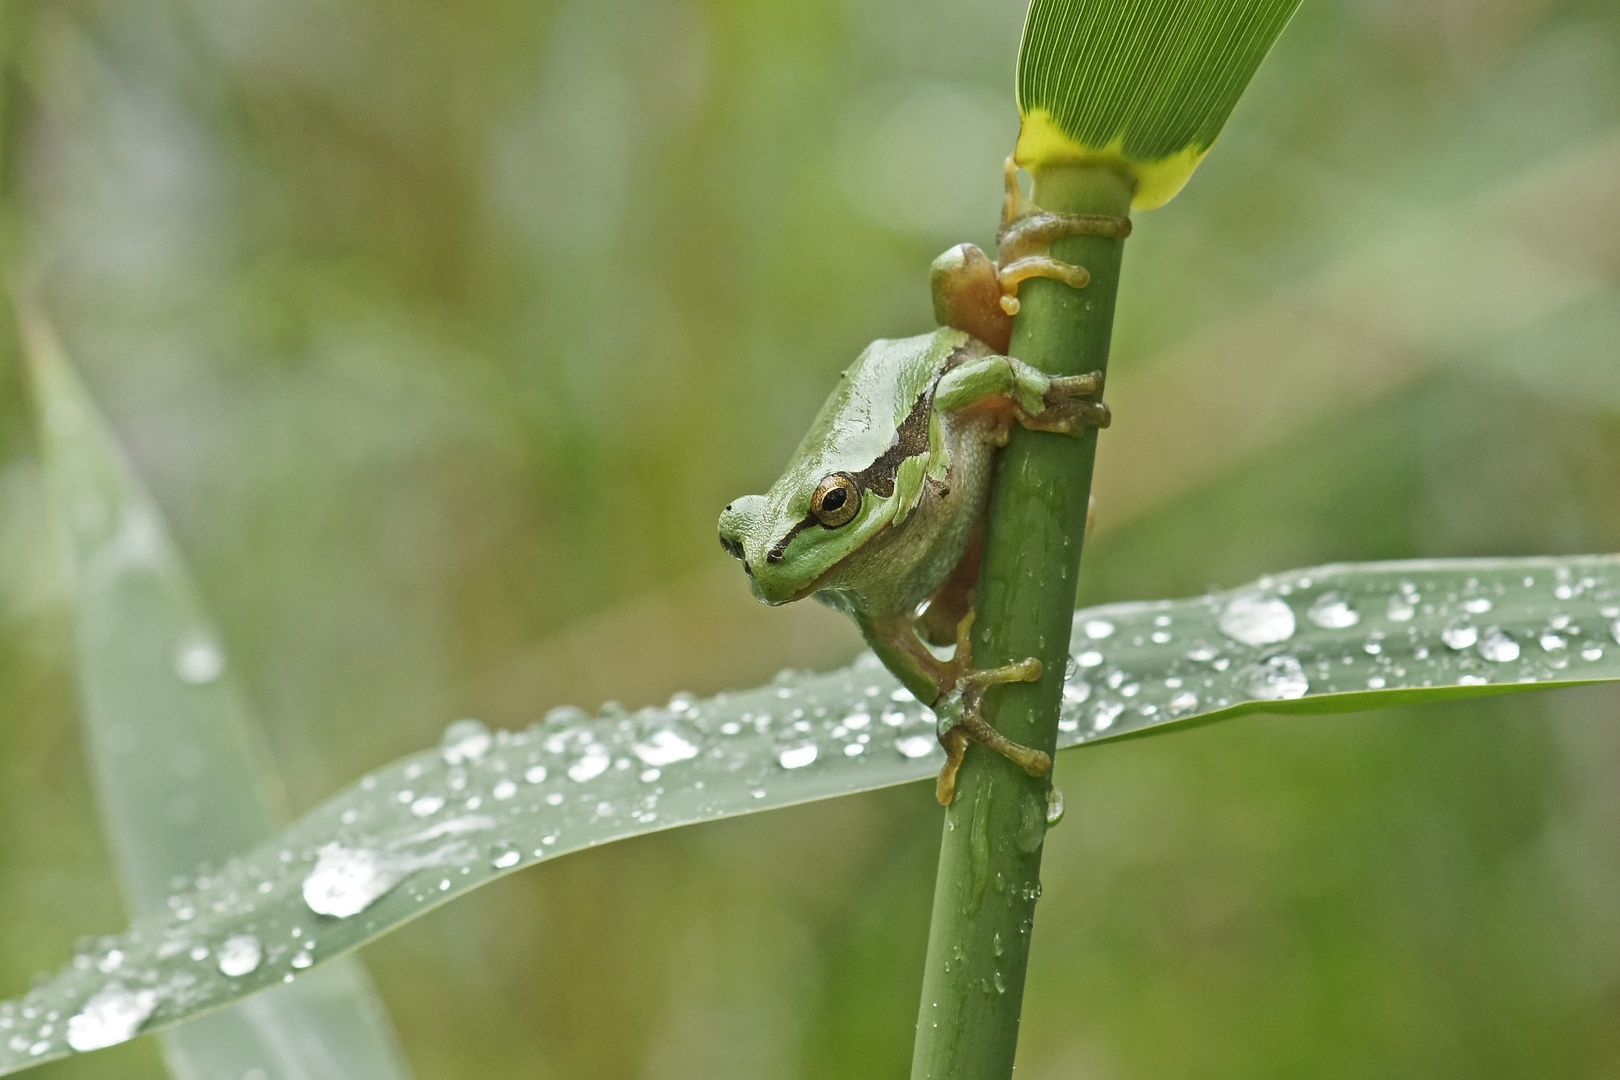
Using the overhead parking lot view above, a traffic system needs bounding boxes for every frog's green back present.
[778,328,967,497]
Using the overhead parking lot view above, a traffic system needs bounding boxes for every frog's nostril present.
[743,561,753,577]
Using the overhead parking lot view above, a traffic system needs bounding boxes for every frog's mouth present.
[755,522,891,608]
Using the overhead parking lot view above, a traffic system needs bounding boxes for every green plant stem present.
[910,164,1131,1080]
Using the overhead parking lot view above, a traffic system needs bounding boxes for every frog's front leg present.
[992,156,1131,317]
[935,354,1111,438]
[929,158,1130,350]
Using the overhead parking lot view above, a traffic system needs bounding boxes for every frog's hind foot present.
[934,612,1051,805]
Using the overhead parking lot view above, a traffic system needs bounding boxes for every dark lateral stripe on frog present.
[766,342,971,564]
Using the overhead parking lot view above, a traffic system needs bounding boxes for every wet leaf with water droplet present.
[5,553,1620,1073]
[20,319,411,1077]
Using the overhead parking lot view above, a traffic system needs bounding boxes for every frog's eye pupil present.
[811,473,861,528]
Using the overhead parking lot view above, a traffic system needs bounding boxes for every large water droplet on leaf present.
[1306,592,1360,629]
[1244,655,1309,700]
[1477,628,1520,663]
[895,735,936,759]
[216,934,263,977]
[440,719,493,764]
[567,744,612,783]
[302,845,405,918]
[777,742,818,769]
[66,984,157,1051]
[1218,594,1295,646]
[1441,620,1478,650]
[631,729,699,767]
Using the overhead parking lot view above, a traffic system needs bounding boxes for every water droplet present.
[1463,597,1493,614]
[631,729,699,767]
[1582,644,1604,661]
[216,934,263,977]
[1076,650,1103,668]
[1045,788,1065,826]
[1441,620,1478,650]
[440,719,492,764]
[290,950,313,970]
[172,633,225,685]
[1168,690,1199,715]
[1367,675,1386,689]
[993,970,1006,994]
[96,950,123,974]
[1458,673,1490,686]
[1185,644,1219,662]
[567,744,611,783]
[491,844,521,869]
[1307,592,1360,629]
[1611,618,1620,645]
[777,742,818,769]
[1083,619,1114,640]
[1218,593,1295,646]
[302,845,404,918]
[524,765,548,784]
[1386,594,1416,622]
[843,742,864,757]
[1478,628,1520,663]
[492,780,518,800]
[1062,680,1091,704]
[1540,632,1567,653]
[66,985,157,1052]
[1243,655,1309,700]
[895,735,936,759]
[1091,701,1124,731]
[410,795,445,817]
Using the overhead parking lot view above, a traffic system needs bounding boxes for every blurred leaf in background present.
[1,0,1618,1078]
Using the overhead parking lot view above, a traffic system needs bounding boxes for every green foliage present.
[1016,0,1303,206]
[22,315,411,1076]
[4,374,1616,1079]
[3,0,1620,1077]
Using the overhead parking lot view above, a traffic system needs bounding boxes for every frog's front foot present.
[994,156,1131,316]
[1027,369,1112,436]
[933,612,1051,805]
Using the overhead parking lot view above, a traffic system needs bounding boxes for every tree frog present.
[719,159,1129,804]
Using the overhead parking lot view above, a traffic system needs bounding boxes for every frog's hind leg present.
[916,528,983,648]
[934,611,1049,805]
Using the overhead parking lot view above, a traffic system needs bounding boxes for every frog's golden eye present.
[811,473,861,528]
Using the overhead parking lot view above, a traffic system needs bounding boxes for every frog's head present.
[719,469,895,606]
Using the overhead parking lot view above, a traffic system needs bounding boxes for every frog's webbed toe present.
[991,156,1131,316]
[933,612,1050,805]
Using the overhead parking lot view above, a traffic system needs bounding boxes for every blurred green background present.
[2,0,1620,1076]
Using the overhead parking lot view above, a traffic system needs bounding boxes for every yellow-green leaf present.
[1016,0,1303,208]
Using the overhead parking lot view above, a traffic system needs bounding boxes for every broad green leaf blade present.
[2,552,1617,1073]
[1016,0,1303,208]
[19,310,413,1079]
